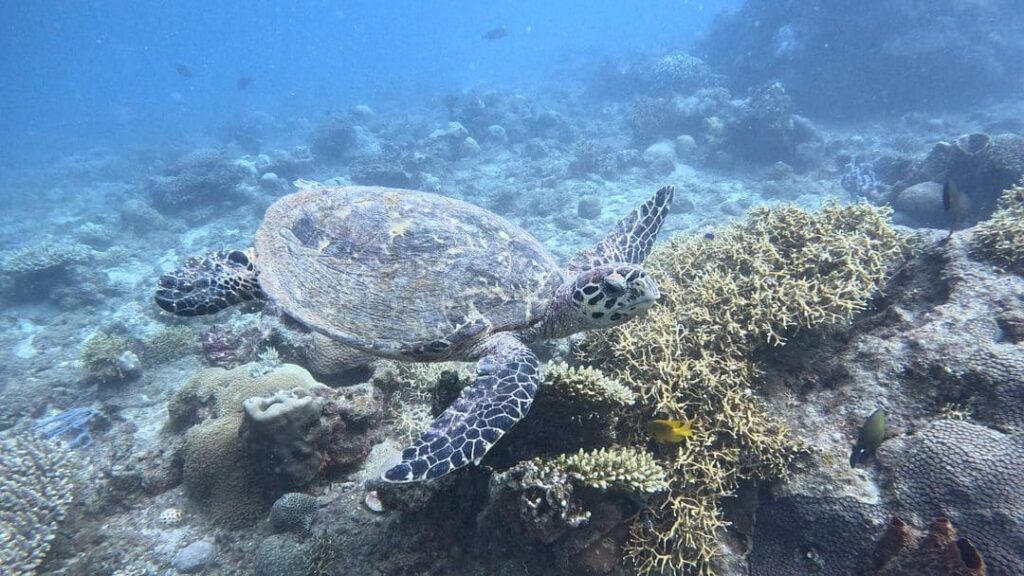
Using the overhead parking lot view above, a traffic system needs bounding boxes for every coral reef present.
[168,363,322,526]
[626,83,819,167]
[585,202,906,574]
[148,148,254,216]
[971,180,1024,272]
[698,1,1024,117]
[310,112,381,164]
[748,495,887,575]
[893,133,1024,227]
[0,436,75,576]
[487,447,666,548]
[200,321,262,368]
[79,332,140,384]
[0,240,93,302]
[141,325,197,365]
[242,387,325,490]
[270,492,319,536]
[253,534,311,576]
[875,517,987,576]
[530,447,668,495]
[877,420,1024,574]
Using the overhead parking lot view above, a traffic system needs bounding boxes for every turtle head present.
[565,264,660,330]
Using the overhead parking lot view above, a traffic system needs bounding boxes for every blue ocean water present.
[0,1,729,173]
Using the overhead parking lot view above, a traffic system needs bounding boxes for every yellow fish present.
[646,418,694,444]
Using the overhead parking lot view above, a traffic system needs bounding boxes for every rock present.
[486,124,508,144]
[259,172,282,190]
[644,140,677,163]
[363,489,385,513]
[172,540,217,574]
[577,197,602,220]
[459,136,481,158]
[674,134,698,159]
[893,181,947,228]
[351,104,374,121]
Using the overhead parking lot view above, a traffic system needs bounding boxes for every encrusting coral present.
[0,436,75,576]
[971,179,1024,272]
[142,325,197,365]
[584,201,908,575]
[168,363,323,527]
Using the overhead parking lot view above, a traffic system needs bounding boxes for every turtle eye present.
[603,273,627,297]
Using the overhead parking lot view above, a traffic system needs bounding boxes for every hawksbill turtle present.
[155,181,674,482]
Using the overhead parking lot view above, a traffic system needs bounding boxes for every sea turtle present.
[155,181,674,482]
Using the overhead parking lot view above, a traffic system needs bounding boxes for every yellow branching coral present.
[971,180,1024,272]
[585,201,907,575]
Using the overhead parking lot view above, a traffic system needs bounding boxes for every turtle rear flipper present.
[155,250,265,316]
[567,185,674,272]
[382,333,539,482]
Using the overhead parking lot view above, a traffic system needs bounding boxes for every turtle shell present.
[254,185,562,357]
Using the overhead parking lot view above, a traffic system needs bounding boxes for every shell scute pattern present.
[254,186,561,354]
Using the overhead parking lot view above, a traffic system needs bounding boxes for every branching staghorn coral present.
[971,179,1024,272]
[0,436,75,576]
[585,201,908,575]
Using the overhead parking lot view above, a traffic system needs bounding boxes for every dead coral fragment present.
[0,436,75,576]
[971,180,1024,272]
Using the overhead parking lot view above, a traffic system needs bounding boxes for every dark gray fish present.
[849,408,886,466]
[943,179,967,236]
[482,26,508,40]
[237,76,253,91]
[175,62,194,78]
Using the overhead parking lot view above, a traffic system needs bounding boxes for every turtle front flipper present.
[155,249,265,316]
[382,333,539,483]
[567,185,674,272]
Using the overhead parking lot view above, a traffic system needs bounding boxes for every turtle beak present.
[632,275,659,307]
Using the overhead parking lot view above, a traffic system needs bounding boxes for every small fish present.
[646,418,694,444]
[175,62,194,78]
[849,408,887,466]
[482,26,508,40]
[237,76,253,91]
[703,231,715,240]
[942,179,968,237]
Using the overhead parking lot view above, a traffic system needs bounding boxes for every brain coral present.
[877,419,1024,574]
[169,363,321,526]
[749,495,887,576]
[0,436,75,576]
